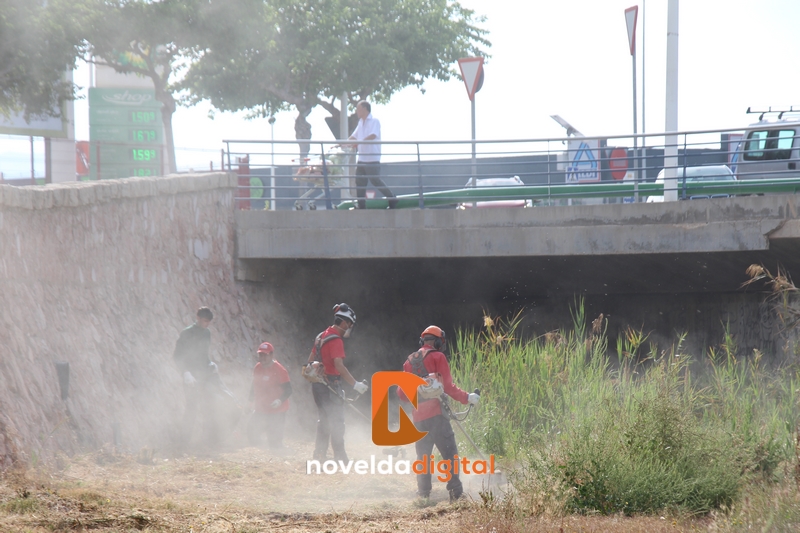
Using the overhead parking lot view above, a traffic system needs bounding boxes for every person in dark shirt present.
[173,306,216,449]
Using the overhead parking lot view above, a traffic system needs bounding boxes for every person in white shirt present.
[348,101,397,209]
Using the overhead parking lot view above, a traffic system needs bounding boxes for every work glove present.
[467,392,480,405]
[183,371,197,386]
[353,380,369,395]
[270,399,282,409]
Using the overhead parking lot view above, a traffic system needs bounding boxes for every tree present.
[183,0,490,159]
[83,0,238,174]
[0,0,86,120]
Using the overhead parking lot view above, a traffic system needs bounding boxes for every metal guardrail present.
[334,178,800,210]
[224,124,800,210]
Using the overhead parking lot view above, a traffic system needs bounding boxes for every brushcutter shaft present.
[451,417,487,461]
[327,382,370,421]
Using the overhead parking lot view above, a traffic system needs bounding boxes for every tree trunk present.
[154,84,178,175]
[294,104,313,163]
[162,109,177,175]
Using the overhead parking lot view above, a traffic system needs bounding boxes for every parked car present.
[646,165,736,203]
[733,111,800,181]
[458,176,533,208]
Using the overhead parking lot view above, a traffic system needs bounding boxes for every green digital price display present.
[130,128,158,142]
[131,168,155,177]
[131,148,158,162]
[89,88,165,180]
[130,110,157,123]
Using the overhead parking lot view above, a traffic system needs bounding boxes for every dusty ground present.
[0,430,723,533]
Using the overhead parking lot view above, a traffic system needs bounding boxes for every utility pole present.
[625,6,639,201]
[664,0,680,202]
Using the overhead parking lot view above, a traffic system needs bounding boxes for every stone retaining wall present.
[0,174,273,467]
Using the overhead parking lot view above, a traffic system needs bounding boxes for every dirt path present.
[0,435,493,532]
[0,436,712,532]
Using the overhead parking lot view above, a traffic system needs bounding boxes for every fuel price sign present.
[89,88,164,180]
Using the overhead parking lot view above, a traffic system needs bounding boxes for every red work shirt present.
[316,327,346,376]
[397,345,469,422]
[252,360,290,413]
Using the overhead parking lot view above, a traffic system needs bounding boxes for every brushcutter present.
[333,384,370,421]
[440,389,506,488]
[301,363,370,421]
[440,389,485,460]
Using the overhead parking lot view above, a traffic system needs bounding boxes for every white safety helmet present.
[333,303,356,325]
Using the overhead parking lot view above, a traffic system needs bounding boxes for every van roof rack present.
[746,106,800,121]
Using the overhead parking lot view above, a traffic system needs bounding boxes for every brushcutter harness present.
[302,331,341,384]
[407,347,446,401]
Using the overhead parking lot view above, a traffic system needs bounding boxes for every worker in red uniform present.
[305,303,368,462]
[247,342,292,451]
[398,325,479,501]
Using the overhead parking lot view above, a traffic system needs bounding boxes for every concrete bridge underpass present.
[236,194,800,366]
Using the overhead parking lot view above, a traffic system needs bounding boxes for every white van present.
[733,110,800,180]
[646,165,736,203]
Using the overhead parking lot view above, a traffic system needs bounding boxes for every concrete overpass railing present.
[224,124,800,211]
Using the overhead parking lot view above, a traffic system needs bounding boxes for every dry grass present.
[0,435,796,532]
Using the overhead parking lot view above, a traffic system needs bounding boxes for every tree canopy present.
[183,0,490,156]
[2,0,490,171]
[0,0,86,120]
[82,0,217,173]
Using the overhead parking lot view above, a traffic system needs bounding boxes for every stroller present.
[292,147,351,210]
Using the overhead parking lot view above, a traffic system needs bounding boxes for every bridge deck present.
[237,195,800,259]
[236,195,800,298]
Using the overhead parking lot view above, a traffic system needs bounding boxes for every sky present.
[2,0,800,178]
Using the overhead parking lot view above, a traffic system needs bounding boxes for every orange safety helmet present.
[257,342,274,355]
[421,325,445,339]
[419,325,446,350]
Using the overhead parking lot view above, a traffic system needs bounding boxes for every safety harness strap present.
[407,347,434,378]
[312,331,341,363]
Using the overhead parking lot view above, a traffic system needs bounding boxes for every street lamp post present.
[642,0,647,158]
[664,0,680,202]
[269,115,276,211]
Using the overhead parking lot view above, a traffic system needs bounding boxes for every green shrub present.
[1,495,40,514]
[450,302,800,516]
[551,381,746,515]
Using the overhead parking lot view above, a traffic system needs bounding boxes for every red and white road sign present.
[609,147,629,180]
[457,57,485,101]
[625,6,638,56]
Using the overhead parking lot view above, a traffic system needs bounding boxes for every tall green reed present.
[450,302,800,515]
